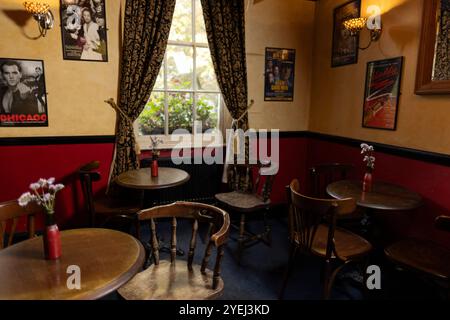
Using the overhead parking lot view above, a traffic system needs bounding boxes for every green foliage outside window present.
[138,93,217,135]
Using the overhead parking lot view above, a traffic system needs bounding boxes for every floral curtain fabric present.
[109,0,175,186]
[433,0,450,80]
[200,0,249,132]
[200,0,251,190]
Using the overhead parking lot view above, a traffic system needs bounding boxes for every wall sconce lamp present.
[343,17,382,50]
[343,5,382,50]
[23,1,54,37]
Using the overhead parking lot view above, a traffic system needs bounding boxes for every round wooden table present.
[0,228,145,300]
[326,180,423,211]
[116,167,190,190]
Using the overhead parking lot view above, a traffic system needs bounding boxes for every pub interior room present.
[0,0,450,305]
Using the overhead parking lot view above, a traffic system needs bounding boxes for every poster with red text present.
[0,58,48,127]
[362,57,403,130]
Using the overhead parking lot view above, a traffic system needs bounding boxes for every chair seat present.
[385,238,450,281]
[117,260,224,300]
[299,224,372,261]
[215,191,270,212]
[94,195,140,217]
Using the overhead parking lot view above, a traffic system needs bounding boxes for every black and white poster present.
[60,0,108,62]
[0,58,48,127]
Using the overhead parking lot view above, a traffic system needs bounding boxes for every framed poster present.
[331,0,361,67]
[264,47,295,101]
[60,0,108,62]
[362,57,404,130]
[0,58,48,127]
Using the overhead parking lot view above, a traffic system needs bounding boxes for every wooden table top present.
[326,179,423,211]
[0,228,144,300]
[116,167,190,190]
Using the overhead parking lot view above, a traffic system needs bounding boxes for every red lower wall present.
[0,143,114,230]
[1,135,449,250]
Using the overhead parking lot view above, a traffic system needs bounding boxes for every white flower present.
[47,177,55,185]
[29,183,40,190]
[18,192,32,207]
[43,193,52,202]
[54,184,64,192]
[38,178,47,187]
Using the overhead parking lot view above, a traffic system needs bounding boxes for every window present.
[136,0,222,147]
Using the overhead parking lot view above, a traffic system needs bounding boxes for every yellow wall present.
[309,0,450,155]
[245,0,315,131]
[0,0,120,137]
[0,0,315,138]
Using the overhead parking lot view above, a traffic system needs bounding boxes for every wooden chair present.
[279,179,372,299]
[384,215,450,298]
[78,161,140,231]
[214,161,276,263]
[309,163,354,198]
[0,200,41,249]
[117,201,230,300]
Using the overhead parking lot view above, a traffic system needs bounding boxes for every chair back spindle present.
[0,200,40,249]
[136,202,229,289]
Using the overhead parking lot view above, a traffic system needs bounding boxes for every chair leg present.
[279,243,298,300]
[134,218,141,241]
[323,261,348,300]
[264,209,272,246]
[323,260,332,299]
[238,213,246,265]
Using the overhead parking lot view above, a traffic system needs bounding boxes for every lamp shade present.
[343,17,367,35]
[23,2,50,15]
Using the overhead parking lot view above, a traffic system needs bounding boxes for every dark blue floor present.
[104,214,445,300]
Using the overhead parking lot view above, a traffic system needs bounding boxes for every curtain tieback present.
[231,99,254,129]
[105,98,141,155]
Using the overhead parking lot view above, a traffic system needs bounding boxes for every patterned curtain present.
[200,0,250,189]
[109,0,175,186]
[433,0,450,80]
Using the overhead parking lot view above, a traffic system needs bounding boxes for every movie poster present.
[60,0,108,62]
[0,58,48,127]
[331,0,361,67]
[264,48,295,101]
[362,57,403,130]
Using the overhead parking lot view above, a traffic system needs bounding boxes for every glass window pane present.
[167,45,193,90]
[196,93,218,132]
[169,0,192,42]
[196,47,219,91]
[154,64,164,90]
[195,0,208,44]
[168,92,193,134]
[138,92,165,135]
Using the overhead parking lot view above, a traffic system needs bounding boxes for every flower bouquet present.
[360,143,375,192]
[18,178,64,260]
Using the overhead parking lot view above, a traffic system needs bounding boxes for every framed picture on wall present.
[362,57,404,130]
[264,47,296,101]
[0,58,49,127]
[331,0,361,67]
[60,0,108,62]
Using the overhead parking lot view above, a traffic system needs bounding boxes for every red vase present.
[362,171,373,192]
[151,159,159,177]
[43,214,61,260]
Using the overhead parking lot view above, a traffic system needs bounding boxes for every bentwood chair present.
[117,201,230,300]
[78,161,141,232]
[214,161,276,264]
[279,179,372,299]
[309,163,354,198]
[384,215,450,299]
[0,200,41,249]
